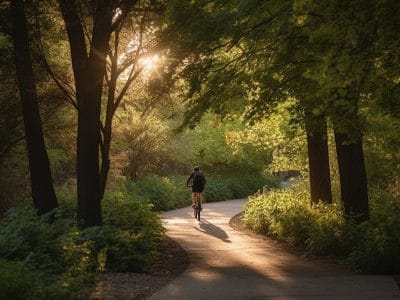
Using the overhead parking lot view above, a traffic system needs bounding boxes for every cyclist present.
[186,166,206,209]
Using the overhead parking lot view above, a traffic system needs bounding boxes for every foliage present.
[124,175,187,211]
[206,173,280,202]
[179,114,271,174]
[228,100,308,172]
[0,192,163,298]
[244,187,315,245]
[108,112,273,186]
[349,189,400,273]
[124,172,280,211]
[0,206,92,298]
[112,113,174,182]
[363,109,400,187]
[244,183,400,273]
[79,194,164,272]
[0,259,42,300]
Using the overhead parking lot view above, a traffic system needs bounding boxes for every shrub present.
[124,173,280,209]
[0,207,93,298]
[243,183,400,273]
[349,189,400,273]
[0,259,42,300]
[204,175,232,202]
[123,175,185,211]
[244,188,314,245]
[0,191,164,297]
[305,204,358,256]
[101,194,164,271]
[243,186,355,251]
[207,173,279,202]
[0,207,73,273]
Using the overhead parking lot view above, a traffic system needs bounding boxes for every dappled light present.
[139,54,160,71]
[112,8,122,24]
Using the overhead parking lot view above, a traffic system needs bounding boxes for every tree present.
[58,0,114,226]
[165,0,333,204]
[99,3,165,198]
[58,0,166,226]
[9,0,58,215]
[305,112,332,204]
[290,0,375,221]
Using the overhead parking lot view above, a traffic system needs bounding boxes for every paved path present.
[149,199,400,300]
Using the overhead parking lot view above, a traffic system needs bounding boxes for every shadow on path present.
[150,199,400,300]
[194,218,231,243]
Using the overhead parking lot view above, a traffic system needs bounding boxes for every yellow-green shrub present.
[243,184,400,273]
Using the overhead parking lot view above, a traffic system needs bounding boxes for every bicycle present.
[188,184,202,221]
[193,193,202,221]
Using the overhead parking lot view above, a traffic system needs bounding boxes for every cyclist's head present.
[193,166,200,172]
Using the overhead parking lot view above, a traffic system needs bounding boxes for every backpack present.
[193,171,205,186]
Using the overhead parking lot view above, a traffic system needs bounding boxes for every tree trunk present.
[99,55,117,200]
[99,123,111,200]
[305,113,332,204]
[59,0,112,227]
[10,0,58,215]
[334,129,369,222]
[76,94,102,227]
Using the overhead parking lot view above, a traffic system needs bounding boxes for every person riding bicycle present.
[186,166,206,209]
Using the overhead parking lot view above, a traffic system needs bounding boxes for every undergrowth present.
[123,173,280,211]
[243,184,400,273]
[0,192,163,299]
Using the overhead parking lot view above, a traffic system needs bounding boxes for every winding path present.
[149,199,400,299]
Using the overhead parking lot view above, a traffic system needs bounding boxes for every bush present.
[349,189,400,273]
[124,173,280,209]
[0,207,73,273]
[0,207,92,298]
[244,188,315,245]
[243,183,400,273]
[212,173,278,200]
[0,259,42,300]
[123,175,190,211]
[204,175,232,202]
[305,204,358,256]
[0,192,164,298]
[101,194,164,271]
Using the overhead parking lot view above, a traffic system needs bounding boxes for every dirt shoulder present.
[90,235,189,300]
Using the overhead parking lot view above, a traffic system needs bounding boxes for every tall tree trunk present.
[10,0,58,215]
[99,123,111,200]
[305,113,332,204]
[59,0,112,227]
[334,128,369,222]
[332,84,369,223]
[99,55,117,200]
